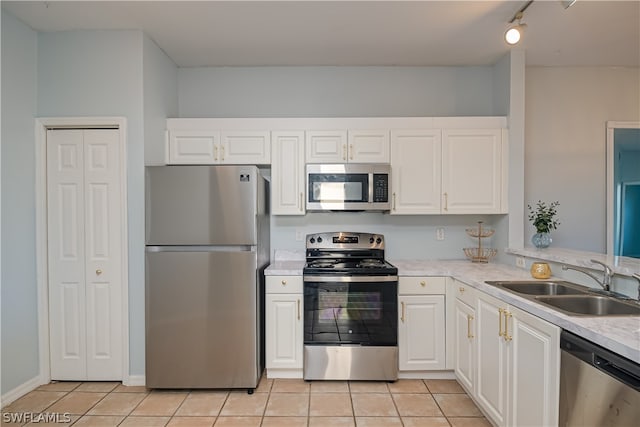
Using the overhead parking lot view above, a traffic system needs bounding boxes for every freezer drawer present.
[145,249,260,389]
[145,165,259,245]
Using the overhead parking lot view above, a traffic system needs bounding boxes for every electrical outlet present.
[436,227,445,241]
[516,256,526,268]
[295,229,304,241]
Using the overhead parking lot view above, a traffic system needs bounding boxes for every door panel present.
[48,128,122,381]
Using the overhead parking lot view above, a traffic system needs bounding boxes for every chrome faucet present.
[561,259,614,292]
[633,273,640,301]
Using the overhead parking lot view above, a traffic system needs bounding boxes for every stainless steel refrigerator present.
[145,165,269,390]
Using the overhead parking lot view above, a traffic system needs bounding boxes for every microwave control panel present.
[373,174,389,202]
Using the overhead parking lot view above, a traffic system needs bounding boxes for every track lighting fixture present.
[504,1,533,46]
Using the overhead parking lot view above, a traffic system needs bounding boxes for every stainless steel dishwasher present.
[559,330,640,427]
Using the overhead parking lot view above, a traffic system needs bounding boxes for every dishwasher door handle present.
[594,355,640,390]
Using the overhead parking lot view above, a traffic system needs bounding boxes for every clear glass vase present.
[532,232,552,248]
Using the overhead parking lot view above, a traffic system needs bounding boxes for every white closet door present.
[47,129,122,380]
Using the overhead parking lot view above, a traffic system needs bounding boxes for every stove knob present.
[317,237,323,243]
[369,237,375,244]
[376,237,382,244]
[309,237,315,244]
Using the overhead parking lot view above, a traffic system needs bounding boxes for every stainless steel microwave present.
[306,164,391,211]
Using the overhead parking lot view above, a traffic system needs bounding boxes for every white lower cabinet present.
[454,285,476,394]
[474,290,560,427]
[265,275,303,378]
[398,277,446,372]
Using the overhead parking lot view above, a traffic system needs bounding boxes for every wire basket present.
[463,247,498,263]
[465,227,495,238]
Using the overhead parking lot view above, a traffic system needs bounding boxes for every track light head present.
[505,12,527,45]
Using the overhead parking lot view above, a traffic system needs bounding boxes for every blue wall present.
[1,10,40,395]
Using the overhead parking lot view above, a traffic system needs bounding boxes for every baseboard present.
[398,370,456,380]
[123,375,145,387]
[1,375,43,408]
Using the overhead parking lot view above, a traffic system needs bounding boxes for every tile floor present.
[1,378,491,426]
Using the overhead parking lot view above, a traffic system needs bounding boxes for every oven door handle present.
[303,275,398,283]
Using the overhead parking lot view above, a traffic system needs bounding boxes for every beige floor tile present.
[175,391,227,416]
[401,417,450,427]
[309,416,355,427]
[75,382,120,393]
[73,415,125,426]
[348,382,388,393]
[119,416,170,426]
[447,417,492,427]
[265,393,309,417]
[260,416,308,427]
[87,392,147,415]
[355,416,403,426]
[166,416,216,427]
[2,391,67,413]
[309,393,352,417]
[310,381,350,393]
[392,394,442,417]
[212,416,261,426]
[46,391,106,415]
[351,393,397,417]
[271,379,310,393]
[254,377,272,393]
[387,380,429,394]
[113,385,149,393]
[219,393,267,417]
[36,382,81,392]
[424,380,465,394]
[132,393,188,417]
[433,394,482,417]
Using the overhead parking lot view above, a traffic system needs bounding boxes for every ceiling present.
[3,0,639,68]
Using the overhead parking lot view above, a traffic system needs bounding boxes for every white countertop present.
[264,258,640,363]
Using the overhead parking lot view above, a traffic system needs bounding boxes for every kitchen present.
[2,1,639,426]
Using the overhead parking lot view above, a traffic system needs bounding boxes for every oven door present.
[303,275,398,346]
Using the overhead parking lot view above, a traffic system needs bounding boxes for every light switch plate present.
[436,228,445,241]
[516,256,526,268]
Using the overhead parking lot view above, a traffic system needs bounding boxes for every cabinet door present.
[398,295,446,371]
[305,130,347,163]
[454,298,476,394]
[266,293,303,370]
[272,132,305,215]
[475,292,508,427]
[390,130,442,214]
[220,131,271,164]
[442,129,503,214]
[348,130,390,163]
[508,306,560,427]
[168,130,219,164]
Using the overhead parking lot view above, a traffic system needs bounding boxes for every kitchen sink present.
[485,280,640,317]
[535,295,640,316]
[485,280,591,296]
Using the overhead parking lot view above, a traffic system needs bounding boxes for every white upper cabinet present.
[306,130,390,163]
[442,129,505,214]
[390,126,507,215]
[271,131,306,215]
[168,130,219,164]
[390,130,442,214]
[168,128,270,165]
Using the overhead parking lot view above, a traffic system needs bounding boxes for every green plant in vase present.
[527,200,560,248]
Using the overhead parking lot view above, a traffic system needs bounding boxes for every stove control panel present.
[306,232,385,250]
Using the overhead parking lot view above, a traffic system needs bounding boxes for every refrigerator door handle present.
[145,245,257,253]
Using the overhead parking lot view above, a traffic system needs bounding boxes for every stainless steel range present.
[303,232,398,381]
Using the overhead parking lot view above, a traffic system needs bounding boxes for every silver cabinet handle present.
[393,192,397,211]
[443,192,449,211]
[401,301,405,323]
[297,299,301,320]
[300,192,304,212]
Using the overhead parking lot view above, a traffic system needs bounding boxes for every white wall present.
[525,67,640,252]
[1,10,39,395]
[37,29,148,376]
[178,66,496,117]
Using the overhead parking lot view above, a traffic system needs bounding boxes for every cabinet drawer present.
[454,281,476,306]
[266,275,303,294]
[399,276,446,295]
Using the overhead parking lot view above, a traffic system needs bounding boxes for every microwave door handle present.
[368,172,374,204]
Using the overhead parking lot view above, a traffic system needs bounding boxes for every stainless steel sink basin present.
[485,280,591,296]
[535,295,640,316]
[484,280,640,317]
